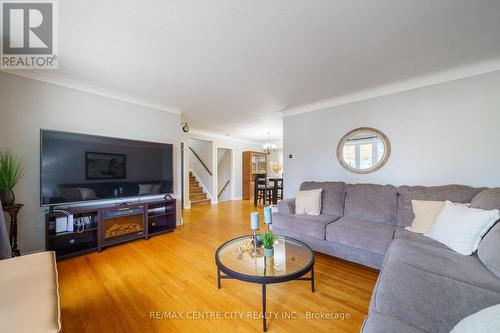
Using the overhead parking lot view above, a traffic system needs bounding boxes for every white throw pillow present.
[406,200,471,234]
[450,304,500,333]
[295,189,322,216]
[78,188,97,200]
[426,201,500,255]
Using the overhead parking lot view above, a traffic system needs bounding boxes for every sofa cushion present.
[300,181,345,216]
[478,222,500,279]
[326,217,395,255]
[276,198,295,214]
[362,313,424,333]
[372,258,500,333]
[471,188,500,210]
[393,227,449,249]
[387,239,500,291]
[273,225,385,269]
[397,185,485,227]
[344,184,398,224]
[272,213,340,240]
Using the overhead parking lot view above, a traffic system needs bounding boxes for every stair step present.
[190,187,203,194]
[190,198,211,208]
[189,193,207,200]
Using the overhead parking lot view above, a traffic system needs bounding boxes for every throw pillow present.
[57,187,83,202]
[295,189,322,216]
[450,304,500,333]
[152,184,162,194]
[426,201,499,255]
[138,184,154,195]
[78,188,97,201]
[406,200,470,234]
[478,222,500,279]
[471,188,500,210]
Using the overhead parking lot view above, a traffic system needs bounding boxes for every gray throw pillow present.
[473,189,500,278]
[478,222,500,278]
[471,188,500,210]
[138,184,154,195]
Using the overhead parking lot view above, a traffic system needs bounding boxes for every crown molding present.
[186,128,263,146]
[281,58,500,117]
[1,69,182,115]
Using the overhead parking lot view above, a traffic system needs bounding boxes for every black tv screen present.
[40,130,174,206]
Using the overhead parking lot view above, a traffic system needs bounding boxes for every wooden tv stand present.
[45,198,176,260]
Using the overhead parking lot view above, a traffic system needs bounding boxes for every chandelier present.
[262,132,277,155]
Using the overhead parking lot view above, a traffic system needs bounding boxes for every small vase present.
[264,247,274,257]
[0,190,15,206]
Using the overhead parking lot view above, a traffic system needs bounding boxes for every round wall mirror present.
[336,127,391,174]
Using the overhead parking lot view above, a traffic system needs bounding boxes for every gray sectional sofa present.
[273,182,500,333]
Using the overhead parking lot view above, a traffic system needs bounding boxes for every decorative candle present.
[264,206,272,225]
[250,212,259,230]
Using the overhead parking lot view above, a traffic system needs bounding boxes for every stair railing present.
[217,180,230,198]
[189,147,213,176]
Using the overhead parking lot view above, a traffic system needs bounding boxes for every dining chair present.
[274,178,283,203]
[253,174,273,206]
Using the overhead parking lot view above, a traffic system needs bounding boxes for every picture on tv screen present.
[40,130,174,206]
[86,152,127,180]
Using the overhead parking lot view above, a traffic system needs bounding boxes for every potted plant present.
[0,150,25,206]
[261,231,278,257]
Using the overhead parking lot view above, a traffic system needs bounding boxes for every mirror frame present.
[336,127,391,174]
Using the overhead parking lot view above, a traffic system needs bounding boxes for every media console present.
[45,198,176,260]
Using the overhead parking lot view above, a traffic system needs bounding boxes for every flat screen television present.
[40,129,174,206]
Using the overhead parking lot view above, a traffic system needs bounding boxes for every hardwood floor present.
[57,200,379,333]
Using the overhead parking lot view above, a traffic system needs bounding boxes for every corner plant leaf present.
[0,150,25,192]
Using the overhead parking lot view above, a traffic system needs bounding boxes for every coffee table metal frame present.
[215,235,315,331]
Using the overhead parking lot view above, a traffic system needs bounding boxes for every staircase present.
[189,172,211,208]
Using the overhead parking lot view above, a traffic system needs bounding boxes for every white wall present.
[182,131,262,203]
[0,72,181,253]
[283,70,500,198]
[217,148,232,202]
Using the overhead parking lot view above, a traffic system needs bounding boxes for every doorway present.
[216,148,233,203]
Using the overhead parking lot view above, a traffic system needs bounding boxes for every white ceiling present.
[36,0,500,143]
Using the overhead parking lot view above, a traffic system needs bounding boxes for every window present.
[342,136,384,169]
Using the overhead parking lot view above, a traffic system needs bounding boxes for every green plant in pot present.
[261,231,278,257]
[0,150,25,206]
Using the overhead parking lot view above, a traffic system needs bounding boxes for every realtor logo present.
[1,0,57,69]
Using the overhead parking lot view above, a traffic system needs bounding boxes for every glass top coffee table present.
[215,235,315,331]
